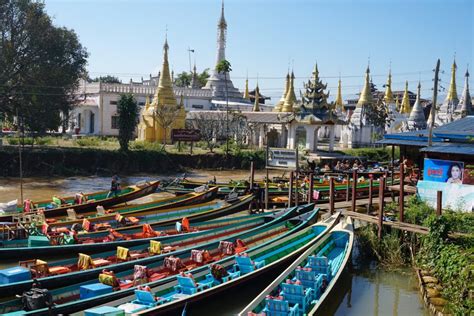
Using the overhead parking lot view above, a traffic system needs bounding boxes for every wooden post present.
[391,146,395,185]
[346,174,350,202]
[399,163,405,223]
[368,178,373,214]
[351,170,357,212]
[436,190,442,217]
[308,172,314,203]
[288,171,293,208]
[265,168,269,211]
[295,172,299,207]
[383,171,388,191]
[250,161,255,188]
[329,177,335,214]
[378,177,385,239]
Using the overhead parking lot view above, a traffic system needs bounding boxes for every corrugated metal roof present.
[420,143,474,155]
[377,138,429,147]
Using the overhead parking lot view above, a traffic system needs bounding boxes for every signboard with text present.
[266,148,298,170]
[417,180,474,212]
[423,158,465,184]
[171,129,201,142]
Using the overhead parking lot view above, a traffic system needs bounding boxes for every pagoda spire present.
[282,71,297,112]
[407,81,426,129]
[216,0,227,67]
[400,81,411,114]
[253,84,260,112]
[446,59,459,102]
[274,72,290,112]
[151,37,177,109]
[458,68,472,117]
[384,70,394,104]
[335,78,344,112]
[243,75,250,100]
[190,62,200,88]
[357,66,373,107]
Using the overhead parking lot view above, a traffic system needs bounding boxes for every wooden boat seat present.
[93,259,112,267]
[78,253,112,270]
[149,272,169,281]
[48,266,71,275]
[149,240,162,255]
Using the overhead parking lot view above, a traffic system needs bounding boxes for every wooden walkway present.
[316,196,430,235]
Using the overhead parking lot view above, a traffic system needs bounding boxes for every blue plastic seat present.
[281,282,314,314]
[263,298,299,316]
[174,275,213,295]
[234,256,265,274]
[131,290,165,307]
[306,256,330,275]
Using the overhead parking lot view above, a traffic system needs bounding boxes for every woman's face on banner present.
[451,165,462,180]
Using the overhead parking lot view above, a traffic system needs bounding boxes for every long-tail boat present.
[0,204,316,315]
[102,211,339,316]
[239,216,354,316]
[0,194,254,259]
[0,180,161,222]
[0,186,218,236]
[0,203,267,297]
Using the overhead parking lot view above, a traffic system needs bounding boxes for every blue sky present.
[45,0,473,102]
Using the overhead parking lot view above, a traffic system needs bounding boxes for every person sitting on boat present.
[210,263,228,283]
[107,175,121,198]
[334,161,342,171]
[99,269,120,290]
[181,217,190,232]
[320,276,328,293]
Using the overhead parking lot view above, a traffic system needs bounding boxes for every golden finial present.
[446,58,459,101]
[335,78,344,111]
[384,70,394,104]
[253,84,260,112]
[282,71,297,112]
[151,37,177,109]
[357,66,373,107]
[400,81,411,114]
[244,74,250,100]
[274,72,289,112]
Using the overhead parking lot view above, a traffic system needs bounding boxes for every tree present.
[117,93,139,151]
[174,69,210,88]
[0,0,88,134]
[365,96,392,141]
[154,103,181,146]
[189,111,226,153]
[216,60,232,156]
[88,75,121,84]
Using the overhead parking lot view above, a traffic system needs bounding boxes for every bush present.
[7,137,34,145]
[341,147,399,163]
[129,141,164,151]
[75,137,101,147]
[403,195,435,225]
[35,136,54,145]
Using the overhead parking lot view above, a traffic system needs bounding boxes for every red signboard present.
[171,129,201,142]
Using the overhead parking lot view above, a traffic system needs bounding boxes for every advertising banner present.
[267,148,298,170]
[423,159,465,184]
[417,180,474,212]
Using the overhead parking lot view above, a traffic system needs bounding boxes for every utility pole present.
[428,59,440,146]
[187,47,194,74]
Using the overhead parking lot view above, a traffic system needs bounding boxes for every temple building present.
[457,69,472,118]
[137,38,186,142]
[436,60,459,126]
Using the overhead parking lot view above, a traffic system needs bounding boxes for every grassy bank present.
[0,146,266,177]
[357,196,474,315]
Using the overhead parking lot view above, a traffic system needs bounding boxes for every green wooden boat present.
[239,216,354,316]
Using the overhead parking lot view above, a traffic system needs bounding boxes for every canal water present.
[0,172,428,315]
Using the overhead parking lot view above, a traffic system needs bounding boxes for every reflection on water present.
[0,172,428,315]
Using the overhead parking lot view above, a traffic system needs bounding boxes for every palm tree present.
[216,59,232,156]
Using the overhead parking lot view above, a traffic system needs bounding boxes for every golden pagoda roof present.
[357,66,373,107]
[400,81,411,114]
[335,78,344,111]
[274,72,290,112]
[384,70,394,104]
[282,71,297,112]
[151,38,177,109]
[244,77,250,100]
[446,59,459,102]
[253,85,260,112]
